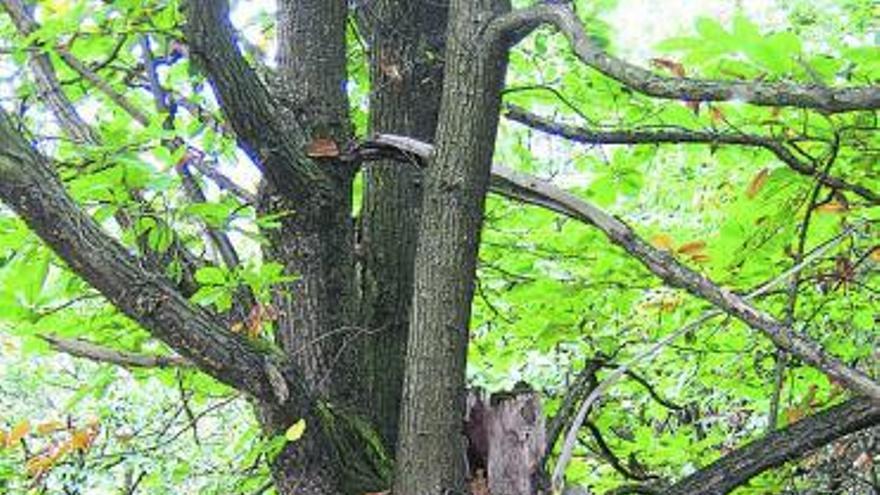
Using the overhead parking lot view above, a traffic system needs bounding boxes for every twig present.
[487,4,880,113]
[504,104,877,203]
[39,334,192,368]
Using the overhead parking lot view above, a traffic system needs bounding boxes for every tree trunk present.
[260,2,365,493]
[393,1,511,493]
[359,0,449,453]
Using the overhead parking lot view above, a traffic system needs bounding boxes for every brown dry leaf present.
[306,138,340,158]
[677,240,707,255]
[468,469,490,495]
[709,105,725,124]
[651,234,675,251]
[246,304,264,339]
[26,454,55,478]
[784,406,806,424]
[746,168,770,199]
[651,58,686,77]
[853,451,873,471]
[685,100,701,115]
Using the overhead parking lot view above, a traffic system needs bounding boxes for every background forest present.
[0,0,877,494]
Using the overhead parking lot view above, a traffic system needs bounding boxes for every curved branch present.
[666,397,880,495]
[489,164,880,401]
[489,4,880,114]
[504,105,878,203]
[359,133,880,403]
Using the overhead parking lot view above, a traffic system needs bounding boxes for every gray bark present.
[392,0,512,492]
[359,0,449,452]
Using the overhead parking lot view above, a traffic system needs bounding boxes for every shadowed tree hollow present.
[0,0,878,494]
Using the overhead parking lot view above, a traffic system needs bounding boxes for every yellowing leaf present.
[36,420,65,436]
[814,200,848,214]
[26,454,55,477]
[7,420,30,447]
[70,429,94,452]
[285,418,306,442]
[677,240,707,255]
[651,234,674,251]
[870,246,880,263]
[43,0,71,15]
[688,253,711,264]
[746,168,769,199]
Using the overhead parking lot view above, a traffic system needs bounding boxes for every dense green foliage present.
[0,0,877,493]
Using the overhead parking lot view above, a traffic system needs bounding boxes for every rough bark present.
[666,397,880,495]
[486,389,546,495]
[393,1,512,493]
[186,2,365,493]
[490,4,880,113]
[358,0,449,452]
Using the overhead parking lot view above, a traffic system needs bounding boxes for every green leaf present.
[194,266,228,286]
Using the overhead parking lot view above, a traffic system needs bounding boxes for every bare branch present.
[665,397,880,495]
[504,105,878,203]
[55,48,150,126]
[361,133,880,404]
[489,4,880,113]
[186,157,257,203]
[490,164,880,400]
[139,35,246,276]
[39,334,192,369]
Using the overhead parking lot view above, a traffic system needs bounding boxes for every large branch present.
[360,134,880,403]
[182,0,329,199]
[665,396,880,495]
[0,109,291,404]
[505,105,879,204]
[488,4,880,114]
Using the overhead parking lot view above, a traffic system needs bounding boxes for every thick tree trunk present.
[261,2,365,493]
[359,0,449,452]
[393,1,511,493]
